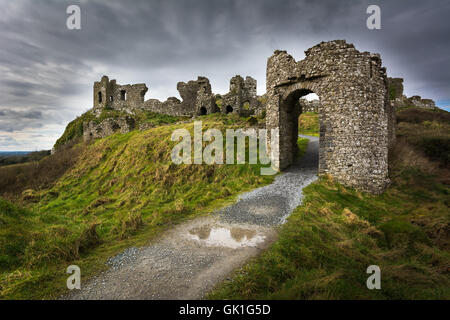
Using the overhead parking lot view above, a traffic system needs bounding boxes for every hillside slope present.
[0,114,274,299]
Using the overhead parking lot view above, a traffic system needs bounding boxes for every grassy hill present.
[298,112,319,137]
[0,114,274,299]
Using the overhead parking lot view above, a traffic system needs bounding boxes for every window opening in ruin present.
[98,92,102,103]
[121,90,127,101]
[226,105,233,114]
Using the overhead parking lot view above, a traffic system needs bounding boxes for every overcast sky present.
[0,0,449,151]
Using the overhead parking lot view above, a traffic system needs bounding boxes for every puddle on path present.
[188,225,266,249]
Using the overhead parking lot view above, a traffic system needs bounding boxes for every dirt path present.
[65,135,319,300]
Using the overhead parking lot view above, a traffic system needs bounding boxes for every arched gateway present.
[266,40,395,194]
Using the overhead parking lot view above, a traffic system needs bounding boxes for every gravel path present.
[64,135,319,300]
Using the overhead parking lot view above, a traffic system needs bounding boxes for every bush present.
[418,137,450,166]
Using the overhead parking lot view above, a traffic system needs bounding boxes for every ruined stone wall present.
[83,116,135,142]
[266,40,393,194]
[143,97,187,116]
[299,98,320,113]
[141,77,217,116]
[388,77,438,110]
[221,75,260,116]
[93,76,148,114]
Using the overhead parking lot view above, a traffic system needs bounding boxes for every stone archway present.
[199,106,207,115]
[266,40,395,194]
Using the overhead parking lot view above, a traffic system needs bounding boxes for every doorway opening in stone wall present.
[199,106,207,115]
[280,88,321,171]
[225,105,233,114]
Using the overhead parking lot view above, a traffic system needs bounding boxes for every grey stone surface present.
[220,75,261,116]
[93,75,219,117]
[93,76,147,115]
[265,40,394,194]
[299,98,320,113]
[83,116,135,142]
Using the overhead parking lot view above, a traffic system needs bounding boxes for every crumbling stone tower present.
[93,76,148,114]
[177,77,218,116]
[266,40,394,194]
[221,75,260,116]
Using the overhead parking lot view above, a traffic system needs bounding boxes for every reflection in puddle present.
[188,225,265,248]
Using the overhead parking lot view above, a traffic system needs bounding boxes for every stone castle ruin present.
[93,75,262,118]
[388,77,438,110]
[82,40,424,194]
[265,40,395,194]
[85,75,262,142]
[220,75,263,116]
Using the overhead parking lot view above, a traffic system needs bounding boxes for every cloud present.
[0,0,449,150]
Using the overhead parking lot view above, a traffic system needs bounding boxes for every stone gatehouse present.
[266,40,395,194]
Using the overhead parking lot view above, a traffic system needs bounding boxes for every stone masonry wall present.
[388,77,438,110]
[83,116,135,142]
[266,40,393,194]
[299,98,320,113]
[221,75,261,116]
[138,77,217,117]
[93,76,148,115]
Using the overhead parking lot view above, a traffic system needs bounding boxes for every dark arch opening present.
[280,88,321,169]
[120,90,127,101]
[226,105,233,114]
[98,92,102,103]
[200,106,207,115]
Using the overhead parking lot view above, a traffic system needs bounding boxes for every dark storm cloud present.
[0,108,43,132]
[0,0,449,150]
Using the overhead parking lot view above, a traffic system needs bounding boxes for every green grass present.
[298,112,319,137]
[0,114,275,299]
[208,168,450,299]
